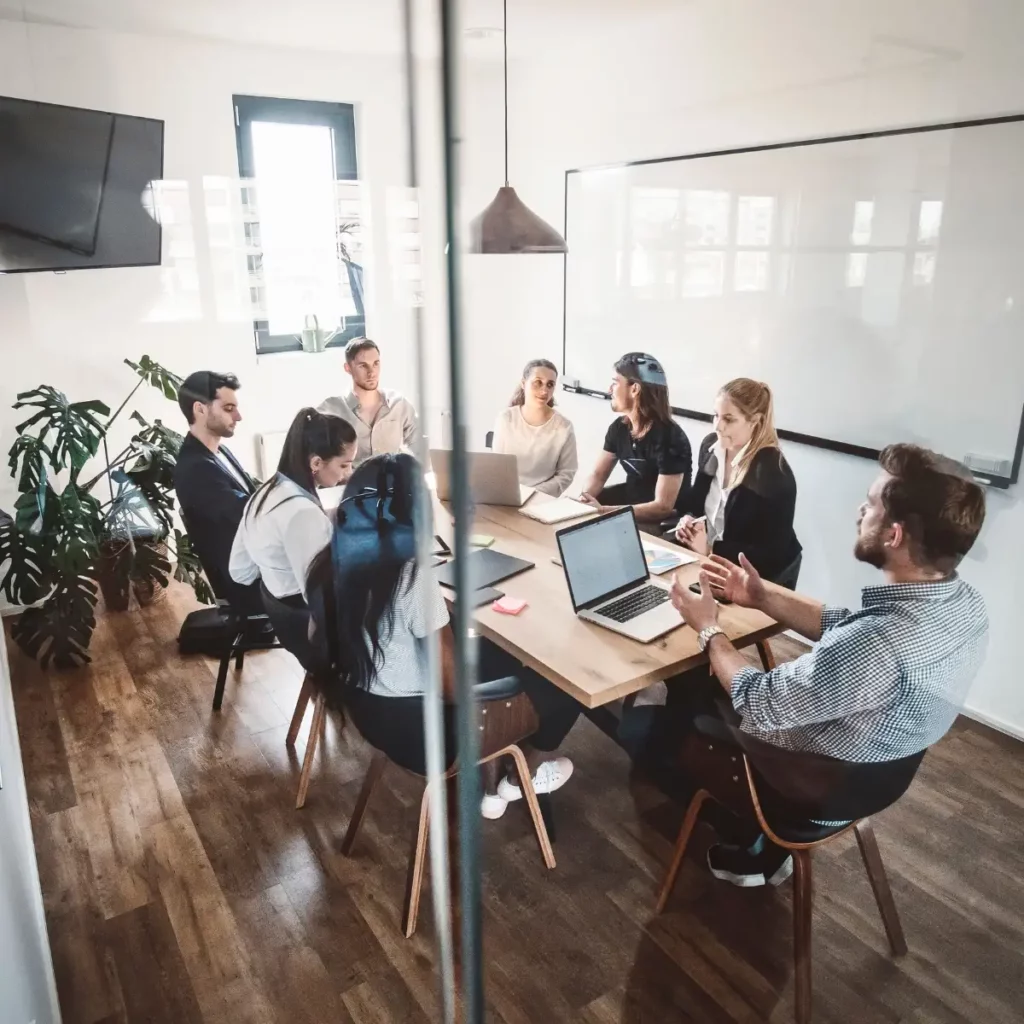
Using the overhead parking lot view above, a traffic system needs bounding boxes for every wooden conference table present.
[433,496,782,709]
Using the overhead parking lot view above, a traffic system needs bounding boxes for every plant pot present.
[96,540,133,612]
[132,541,169,606]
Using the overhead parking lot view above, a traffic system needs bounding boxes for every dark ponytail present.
[249,407,356,518]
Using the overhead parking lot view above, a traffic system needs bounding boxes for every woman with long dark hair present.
[580,352,692,526]
[306,453,581,818]
[492,358,578,496]
[229,407,357,603]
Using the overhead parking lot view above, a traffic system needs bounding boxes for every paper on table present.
[518,497,594,525]
[643,545,697,574]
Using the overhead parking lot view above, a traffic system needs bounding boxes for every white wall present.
[0,637,62,1024]
[0,17,462,508]
[455,0,1024,738]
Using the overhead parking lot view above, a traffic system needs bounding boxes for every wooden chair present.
[340,678,556,937]
[656,727,923,1024]
[286,675,330,809]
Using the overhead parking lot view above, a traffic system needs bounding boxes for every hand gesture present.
[700,553,765,609]
[669,570,719,633]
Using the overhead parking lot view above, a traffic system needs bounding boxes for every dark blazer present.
[173,433,261,612]
[676,432,801,583]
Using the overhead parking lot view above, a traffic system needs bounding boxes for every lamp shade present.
[468,186,567,254]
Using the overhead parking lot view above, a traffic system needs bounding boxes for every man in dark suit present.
[173,370,263,615]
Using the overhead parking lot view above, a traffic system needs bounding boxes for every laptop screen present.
[557,508,648,611]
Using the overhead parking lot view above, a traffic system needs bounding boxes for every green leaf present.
[0,511,55,605]
[7,434,51,529]
[50,487,102,576]
[130,539,171,593]
[14,385,110,474]
[124,356,184,402]
[171,528,216,605]
[130,412,185,457]
[11,571,98,669]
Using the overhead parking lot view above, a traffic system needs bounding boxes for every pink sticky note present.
[492,596,527,615]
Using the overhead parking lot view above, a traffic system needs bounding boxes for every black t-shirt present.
[603,417,692,505]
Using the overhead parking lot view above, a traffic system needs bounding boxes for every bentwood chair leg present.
[855,819,908,957]
[402,785,432,938]
[507,746,556,870]
[756,640,776,671]
[286,674,314,749]
[792,848,814,1024]
[340,753,388,855]
[295,694,326,810]
[235,648,246,672]
[655,789,710,913]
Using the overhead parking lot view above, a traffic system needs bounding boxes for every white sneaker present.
[497,757,574,803]
[480,792,508,819]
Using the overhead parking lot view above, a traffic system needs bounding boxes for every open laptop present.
[430,449,533,507]
[556,507,683,643]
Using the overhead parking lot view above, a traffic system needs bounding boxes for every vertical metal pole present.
[400,1,456,1021]
[439,1,485,1020]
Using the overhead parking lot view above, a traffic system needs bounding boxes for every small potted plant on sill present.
[0,355,215,669]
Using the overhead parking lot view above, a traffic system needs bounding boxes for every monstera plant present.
[0,355,215,669]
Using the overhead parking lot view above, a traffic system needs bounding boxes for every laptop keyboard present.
[599,585,671,623]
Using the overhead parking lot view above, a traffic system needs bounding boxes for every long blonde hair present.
[719,378,780,485]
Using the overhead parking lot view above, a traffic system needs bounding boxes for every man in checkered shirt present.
[671,443,988,886]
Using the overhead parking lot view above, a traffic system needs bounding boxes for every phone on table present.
[689,580,732,605]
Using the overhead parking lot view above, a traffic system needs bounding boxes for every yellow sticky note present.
[470,534,495,548]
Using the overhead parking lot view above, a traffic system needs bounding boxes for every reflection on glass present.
[846,251,868,287]
[913,250,936,286]
[918,200,943,244]
[737,196,774,245]
[684,189,729,246]
[144,180,201,323]
[734,250,770,292]
[387,186,424,308]
[851,200,874,245]
[683,251,725,297]
[251,121,357,335]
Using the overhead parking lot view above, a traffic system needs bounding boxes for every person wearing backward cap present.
[580,352,692,530]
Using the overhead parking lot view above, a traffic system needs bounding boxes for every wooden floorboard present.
[7,587,1024,1023]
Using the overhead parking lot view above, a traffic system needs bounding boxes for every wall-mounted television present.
[0,96,164,274]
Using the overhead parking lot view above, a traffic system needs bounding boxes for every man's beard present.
[854,532,886,569]
[211,420,235,438]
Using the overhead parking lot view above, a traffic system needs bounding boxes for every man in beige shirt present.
[319,337,420,468]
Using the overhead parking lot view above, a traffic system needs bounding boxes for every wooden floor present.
[9,582,1024,1024]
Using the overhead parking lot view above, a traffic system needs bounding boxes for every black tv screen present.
[0,96,164,273]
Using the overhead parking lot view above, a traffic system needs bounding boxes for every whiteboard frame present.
[560,113,1024,489]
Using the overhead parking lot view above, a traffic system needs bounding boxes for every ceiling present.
[0,0,679,58]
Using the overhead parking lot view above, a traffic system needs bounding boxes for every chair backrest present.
[485,431,494,449]
[727,720,927,823]
[259,584,322,674]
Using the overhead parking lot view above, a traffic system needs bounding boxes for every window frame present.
[232,94,364,355]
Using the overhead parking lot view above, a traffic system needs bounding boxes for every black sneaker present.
[707,842,793,888]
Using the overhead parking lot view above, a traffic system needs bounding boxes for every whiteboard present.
[563,117,1024,476]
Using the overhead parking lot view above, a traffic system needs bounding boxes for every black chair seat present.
[474,675,521,701]
[760,813,851,845]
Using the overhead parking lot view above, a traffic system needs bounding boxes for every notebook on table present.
[518,497,594,525]
[435,548,535,592]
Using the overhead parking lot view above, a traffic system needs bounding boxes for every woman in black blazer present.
[670,378,801,585]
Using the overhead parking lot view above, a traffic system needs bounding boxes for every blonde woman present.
[492,358,578,496]
[672,378,801,586]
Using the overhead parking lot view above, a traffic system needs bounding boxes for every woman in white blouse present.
[492,358,578,496]
[230,407,357,605]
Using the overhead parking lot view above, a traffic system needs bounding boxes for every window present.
[233,95,365,354]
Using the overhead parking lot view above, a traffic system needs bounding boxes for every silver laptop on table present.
[556,507,682,643]
[430,449,533,507]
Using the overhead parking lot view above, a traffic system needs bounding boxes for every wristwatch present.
[697,625,726,652]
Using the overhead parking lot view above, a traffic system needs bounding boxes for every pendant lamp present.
[468,0,567,254]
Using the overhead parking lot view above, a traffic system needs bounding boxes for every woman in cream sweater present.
[492,358,578,496]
